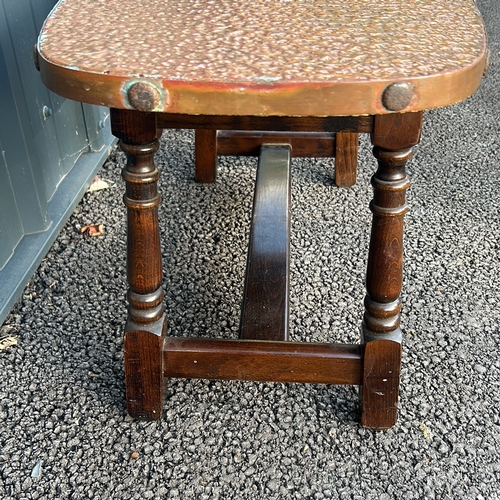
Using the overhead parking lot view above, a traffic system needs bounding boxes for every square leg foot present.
[124,316,166,420]
[361,339,402,429]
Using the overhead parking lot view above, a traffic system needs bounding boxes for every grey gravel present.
[1,1,499,498]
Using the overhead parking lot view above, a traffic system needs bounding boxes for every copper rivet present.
[127,82,161,112]
[382,82,415,112]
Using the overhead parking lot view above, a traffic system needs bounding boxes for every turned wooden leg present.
[361,112,422,429]
[111,109,166,419]
[195,129,218,183]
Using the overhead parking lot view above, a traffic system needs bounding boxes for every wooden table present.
[36,0,487,429]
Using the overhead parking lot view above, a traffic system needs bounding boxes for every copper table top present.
[37,0,487,116]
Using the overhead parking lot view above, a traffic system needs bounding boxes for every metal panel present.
[0,139,23,266]
[1,0,90,198]
[0,0,116,324]
[83,104,113,153]
[0,21,49,234]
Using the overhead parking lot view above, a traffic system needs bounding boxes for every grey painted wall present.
[0,0,116,324]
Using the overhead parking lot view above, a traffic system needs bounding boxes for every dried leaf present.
[130,451,139,460]
[81,224,104,237]
[0,335,17,352]
[87,177,115,192]
[419,423,433,441]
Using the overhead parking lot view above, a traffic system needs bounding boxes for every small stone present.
[474,364,487,374]
[266,479,279,492]
[438,442,449,454]
[31,460,43,478]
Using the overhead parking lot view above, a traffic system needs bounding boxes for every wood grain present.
[158,114,374,133]
[335,132,358,187]
[359,112,423,428]
[111,109,166,418]
[216,130,336,157]
[163,338,363,385]
[361,339,402,429]
[371,112,423,151]
[240,145,291,340]
[124,327,165,420]
[194,129,217,183]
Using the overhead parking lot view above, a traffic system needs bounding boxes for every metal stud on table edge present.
[382,82,416,112]
[126,81,164,112]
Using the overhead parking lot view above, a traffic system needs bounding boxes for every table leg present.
[195,129,218,183]
[111,109,166,419]
[361,112,422,429]
[335,132,358,187]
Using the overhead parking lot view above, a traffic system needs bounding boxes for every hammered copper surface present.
[37,0,487,115]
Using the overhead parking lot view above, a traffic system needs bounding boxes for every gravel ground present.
[1,1,499,498]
